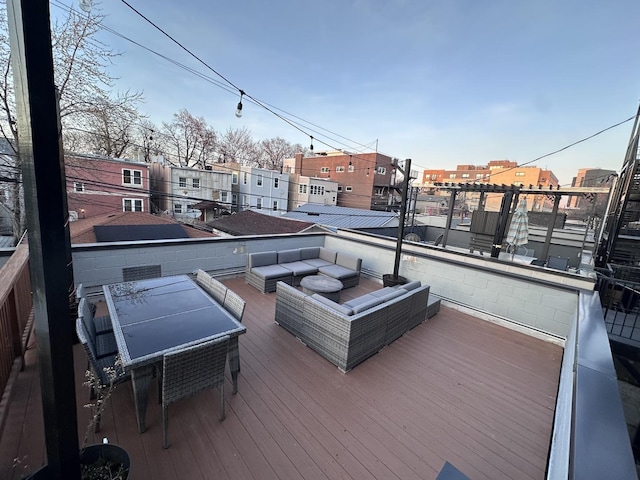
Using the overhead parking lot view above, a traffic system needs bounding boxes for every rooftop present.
[0,275,561,480]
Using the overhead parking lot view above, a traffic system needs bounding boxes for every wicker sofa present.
[275,280,430,371]
[246,247,362,293]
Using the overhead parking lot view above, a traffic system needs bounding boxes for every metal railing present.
[596,266,640,343]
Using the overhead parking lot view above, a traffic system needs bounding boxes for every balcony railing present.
[0,243,33,426]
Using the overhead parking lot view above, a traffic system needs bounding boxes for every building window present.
[377,167,386,174]
[232,172,238,184]
[449,173,456,179]
[431,174,437,180]
[74,182,84,192]
[174,203,182,213]
[299,184,307,194]
[273,200,278,211]
[515,172,525,176]
[123,198,143,212]
[243,172,248,185]
[274,177,279,188]
[179,177,187,188]
[375,187,385,195]
[257,174,263,187]
[345,186,353,192]
[192,178,200,188]
[123,169,142,186]
[513,181,523,186]
[336,166,345,173]
[242,195,248,208]
[232,194,237,206]
[337,185,343,192]
[461,173,470,178]
[320,167,330,173]
[475,173,483,179]
[348,165,354,172]
[221,191,228,203]
[256,197,262,209]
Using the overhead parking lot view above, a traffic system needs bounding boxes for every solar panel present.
[94,224,189,242]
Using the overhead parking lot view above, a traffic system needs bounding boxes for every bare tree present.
[78,90,145,158]
[0,3,125,238]
[161,109,217,168]
[218,127,258,165]
[257,137,298,170]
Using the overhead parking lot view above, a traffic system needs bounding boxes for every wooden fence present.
[0,243,33,428]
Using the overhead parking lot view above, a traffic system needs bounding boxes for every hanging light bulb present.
[309,136,314,152]
[235,90,245,118]
[79,0,93,12]
[349,155,353,166]
[366,167,370,177]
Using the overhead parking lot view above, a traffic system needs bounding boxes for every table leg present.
[228,336,240,394]
[131,365,154,433]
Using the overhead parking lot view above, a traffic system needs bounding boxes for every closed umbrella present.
[505,198,529,257]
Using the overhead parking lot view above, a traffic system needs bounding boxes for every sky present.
[52,0,640,186]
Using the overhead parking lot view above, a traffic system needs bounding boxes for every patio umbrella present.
[505,198,529,257]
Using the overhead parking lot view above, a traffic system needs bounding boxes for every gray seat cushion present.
[251,264,292,280]
[302,258,334,268]
[318,264,359,280]
[280,261,318,276]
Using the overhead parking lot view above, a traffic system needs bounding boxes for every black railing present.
[596,267,640,344]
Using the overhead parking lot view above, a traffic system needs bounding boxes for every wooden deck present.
[0,276,563,480]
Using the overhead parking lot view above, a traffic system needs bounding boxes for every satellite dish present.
[404,233,420,242]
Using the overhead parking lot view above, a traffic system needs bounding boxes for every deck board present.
[0,276,562,480]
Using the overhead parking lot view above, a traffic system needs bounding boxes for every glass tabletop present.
[104,275,245,366]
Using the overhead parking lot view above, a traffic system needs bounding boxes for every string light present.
[349,155,352,166]
[235,90,244,118]
[309,136,314,152]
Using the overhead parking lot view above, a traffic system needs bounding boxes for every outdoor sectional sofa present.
[245,247,362,293]
[275,280,430,371]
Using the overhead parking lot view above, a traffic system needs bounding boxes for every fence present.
[0,243,33,420]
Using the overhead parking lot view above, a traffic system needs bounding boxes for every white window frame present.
[192,178,200,188]
[320,167,330,173]
[178,177,187,188]
[337,185,343,192]
[377,166,386,175]
[243,172,248,185]
[232,172,238,185]
[449,173,456,179]
[220,191,228,203]
[123,198,143,212]
[274,177,279,189]
[348,165,354,173]
[345,186,353,192]
[123,168,142,186]
[272,200,278,211]
[461,173,470,178]
[515,171,525,177]
[232,193,237,206]
[74,182,84,192]
[257,174,263,187]
[256,197,262,210]
[174,203,182,213]
[336,166,345,173]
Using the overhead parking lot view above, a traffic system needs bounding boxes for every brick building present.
[283,151,398,211]
[421,160,559,212]
[65,154,150,219]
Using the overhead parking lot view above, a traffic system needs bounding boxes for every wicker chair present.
[78,298,117,359]
[160,335,230,448]
[195,269,228,305]
[75,317,130,432]
[76,283,112,335]
[223,289,246,322]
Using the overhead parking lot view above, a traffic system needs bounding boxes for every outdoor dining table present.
[103,274,246,433]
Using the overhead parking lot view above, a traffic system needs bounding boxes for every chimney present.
[295,152,303,174]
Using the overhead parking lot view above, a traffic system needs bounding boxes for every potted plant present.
[23,357,130,479]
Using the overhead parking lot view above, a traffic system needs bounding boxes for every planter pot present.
[25,444,130,480]
[382,274,408,287]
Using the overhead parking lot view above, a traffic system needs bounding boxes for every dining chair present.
[76,283,113,335]
[78,298,118,359]
[195,269,228,305]
[75,317,130,432]
[223,289,246,322]
[160,335,230,448]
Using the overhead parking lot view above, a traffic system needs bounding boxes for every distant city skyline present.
[52,0,640,186]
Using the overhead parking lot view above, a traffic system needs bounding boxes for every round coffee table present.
[300,275,343,302]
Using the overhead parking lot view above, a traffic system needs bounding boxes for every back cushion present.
[400,280,422,291]
[319,248,337,263]
[335,252,361,271]
[350,297,384,314]
[278,249,301,264]
[250,251,277,268]
[300,246,321,260]
[310,294,353,316]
